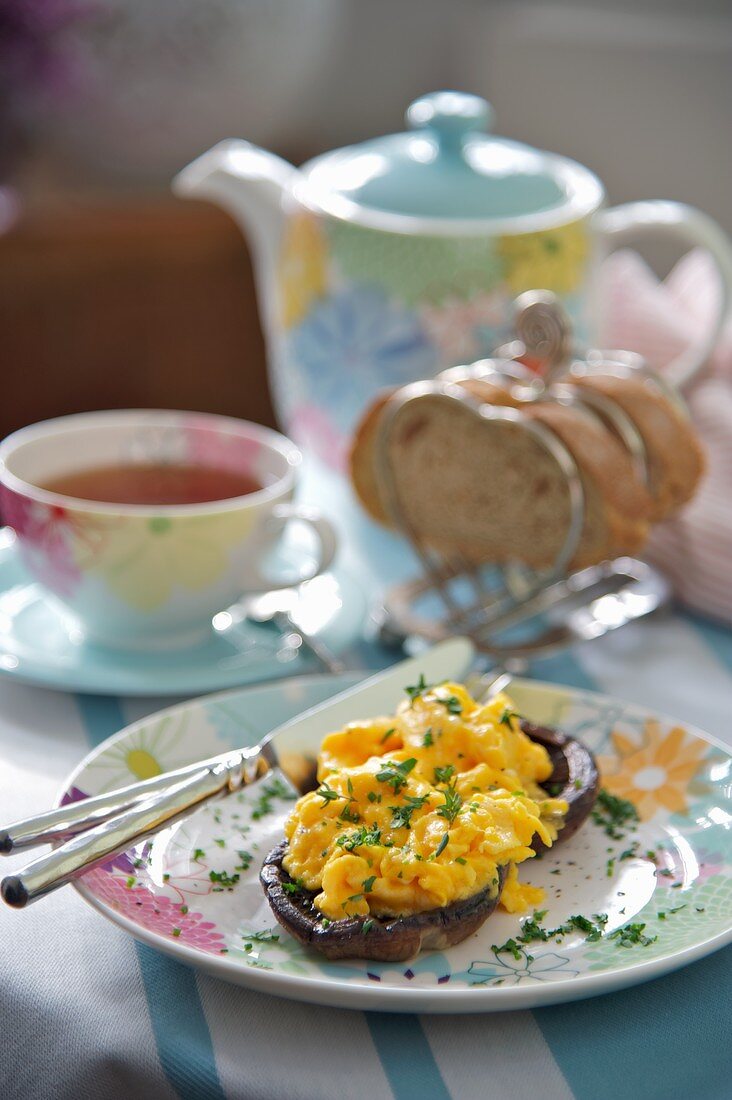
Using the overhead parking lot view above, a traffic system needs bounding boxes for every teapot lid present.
[301,91,603,233]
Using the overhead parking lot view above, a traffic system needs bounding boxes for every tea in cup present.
[0,410,336,649]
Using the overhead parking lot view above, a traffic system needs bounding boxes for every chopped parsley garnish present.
[209,869,240,888]
[335,824,382,851]
[192,848,205,861]
[282,880,305,895]
[606,857,616,878]
[235,850,253,871]
[367,791,381,804]
[433,764,456,785]
[339,803,361,824]
[422,729,434,747]
[362,918,374,935]
[516,911,550,942]
[251,777,297,820]
[500,910,609,952]
[172,927,181,937]
[498,707,520,728]
[434,832,449,858]
[619,841,640,861]
[241,929,279,945]
[436,785,463,825]
[573,777,583,790]
[591,789,640,839]
[544,783,563,797]
[362,875,377,893]
[180,905,189,916]
[315,781,341,805]
[379,727,396,744]
[439,695,463,715]
[390,794,428,830]
[492,938,532,962]
[405,674,430,703]
[455,856,467,865]
[609,922,657,948]
[376,758,417,794]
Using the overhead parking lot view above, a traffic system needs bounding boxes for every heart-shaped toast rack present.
[371,293,672,663]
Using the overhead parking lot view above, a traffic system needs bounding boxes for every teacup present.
[0,410,336,650]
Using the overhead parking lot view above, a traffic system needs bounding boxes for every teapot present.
[174,91,732,471]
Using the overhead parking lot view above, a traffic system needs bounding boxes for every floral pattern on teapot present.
[275,211,591,469]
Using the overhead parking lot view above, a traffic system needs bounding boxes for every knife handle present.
[0,749,241,855]
[1,757,247,908]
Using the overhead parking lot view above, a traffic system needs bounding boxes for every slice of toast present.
[350,379,653,571]
[566,373,705,520]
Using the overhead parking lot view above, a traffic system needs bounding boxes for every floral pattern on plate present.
[66,675,732,1011]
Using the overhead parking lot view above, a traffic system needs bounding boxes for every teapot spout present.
[173,140,300,332]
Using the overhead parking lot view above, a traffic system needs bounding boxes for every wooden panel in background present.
[0,197,276,439]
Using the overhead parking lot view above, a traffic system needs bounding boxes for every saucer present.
[0,530,366,696]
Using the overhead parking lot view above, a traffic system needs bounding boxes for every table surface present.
[2,463,731,1100]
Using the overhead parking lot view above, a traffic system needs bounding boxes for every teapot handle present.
[595,200,732,390]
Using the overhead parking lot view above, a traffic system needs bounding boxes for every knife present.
[1,636,474,907]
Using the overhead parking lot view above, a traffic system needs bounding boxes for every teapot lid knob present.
[406,91,493,144]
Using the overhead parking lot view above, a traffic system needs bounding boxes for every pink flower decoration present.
[185,420,262,476]
[1,487,82,595]
[420,291,508,363]
[83,869,227,953]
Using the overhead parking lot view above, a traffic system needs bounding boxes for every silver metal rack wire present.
[372,292,673,666]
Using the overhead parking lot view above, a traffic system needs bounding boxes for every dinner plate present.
[65,673,732,1013]
[0,530,365,695]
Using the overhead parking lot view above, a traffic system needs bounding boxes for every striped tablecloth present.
[2,470,732,1100]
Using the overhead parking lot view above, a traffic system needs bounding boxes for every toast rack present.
[372,292,674,666]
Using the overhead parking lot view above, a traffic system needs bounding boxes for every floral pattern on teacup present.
[75,510,256,611]
[0,487,98,596]
[184,420,263,477]
[1,420,276,613]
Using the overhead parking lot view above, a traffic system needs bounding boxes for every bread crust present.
[568,374,705,520]
[349,377,655,570]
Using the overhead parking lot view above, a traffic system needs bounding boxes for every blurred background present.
[2,0,730,439]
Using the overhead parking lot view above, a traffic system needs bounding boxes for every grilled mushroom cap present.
[260,722,598,962]
[521,720,600,854]
[261,843,507,962]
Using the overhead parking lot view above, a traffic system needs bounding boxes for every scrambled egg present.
[282,682,567,921]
